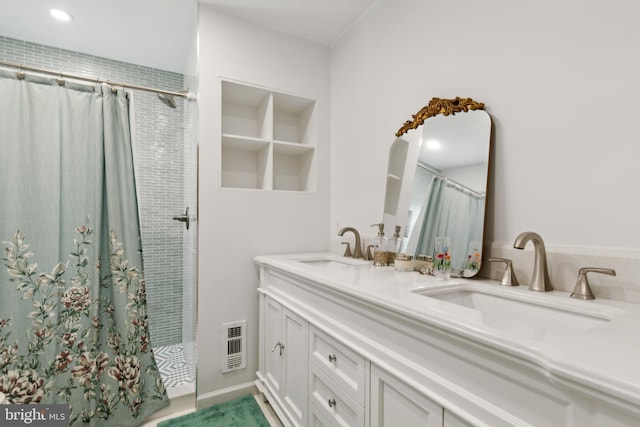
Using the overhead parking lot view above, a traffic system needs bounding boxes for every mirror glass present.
[383,100,491,277]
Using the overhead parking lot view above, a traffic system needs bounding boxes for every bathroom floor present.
[149,344,282,426]
[142,395,283,427]
[154,343,194,388]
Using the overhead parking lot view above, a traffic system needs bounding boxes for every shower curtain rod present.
[417,161,485,198]
[444,180,485,198]
[0,60,188,98]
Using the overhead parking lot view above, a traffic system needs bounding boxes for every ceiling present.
[0,0,377,74]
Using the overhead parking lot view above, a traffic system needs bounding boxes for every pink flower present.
[71,352,109,387]
[109,355,141,394]
[0,344,19,369]
[61,286,91,313]
[55,350,73,372]
[62,332,77,346]
[0,370,45,404]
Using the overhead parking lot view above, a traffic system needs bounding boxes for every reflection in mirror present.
[383,98,491,278]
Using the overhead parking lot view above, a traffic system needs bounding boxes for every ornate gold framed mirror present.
[383,97,491,278]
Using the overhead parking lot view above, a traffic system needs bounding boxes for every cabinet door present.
[264,297,284,395]
[370,365,443,427]
[282,307,308,426]
[262,297,309,426]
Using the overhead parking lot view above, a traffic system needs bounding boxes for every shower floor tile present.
[154,343,194,389]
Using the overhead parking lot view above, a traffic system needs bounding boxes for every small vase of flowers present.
[433,237,451,280]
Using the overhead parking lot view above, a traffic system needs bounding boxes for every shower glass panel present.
[135,82,198,395]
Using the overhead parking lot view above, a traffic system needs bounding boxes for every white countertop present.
[255,252,640,408]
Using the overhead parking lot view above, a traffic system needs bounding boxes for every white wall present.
[196,0,640,401]
[331,0,640,300]
[197,5,331,401]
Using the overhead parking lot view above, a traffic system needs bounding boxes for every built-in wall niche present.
[383,139,408,215]
[221,80,317,191]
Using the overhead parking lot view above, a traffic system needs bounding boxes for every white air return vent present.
[222,320,246,373]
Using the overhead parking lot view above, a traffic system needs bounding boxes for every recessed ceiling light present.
[50,9,74,22]
[425,139,442,151]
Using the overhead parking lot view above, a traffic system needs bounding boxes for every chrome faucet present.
[338,227,363,259]
[513,231,553,292]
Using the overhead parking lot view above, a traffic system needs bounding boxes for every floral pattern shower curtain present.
[0,69,168,425]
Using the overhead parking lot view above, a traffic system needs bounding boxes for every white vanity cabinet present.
[256,256,640,427]
[260,295,308,426]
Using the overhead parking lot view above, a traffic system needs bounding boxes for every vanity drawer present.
[309,364,365,427]
[309,400,334,427]
[309,326,366,404]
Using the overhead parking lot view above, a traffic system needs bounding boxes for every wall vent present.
[222,320,246,373]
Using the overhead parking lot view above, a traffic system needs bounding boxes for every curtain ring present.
[104,80,116,94]
[57,71,65,86]
[16,65,25,80]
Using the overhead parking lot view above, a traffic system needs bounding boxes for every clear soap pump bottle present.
[387,225,403,265]
[371,223,388,266]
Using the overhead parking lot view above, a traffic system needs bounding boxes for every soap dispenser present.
[387,225,403,265]
[370,223,388,267]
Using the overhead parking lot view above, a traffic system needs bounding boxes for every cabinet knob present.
[271,341,285,356]
[328,354,337,363]
[328,398,336,408]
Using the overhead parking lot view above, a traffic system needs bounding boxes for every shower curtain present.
[411,176,485,274]
[0,70,168,425]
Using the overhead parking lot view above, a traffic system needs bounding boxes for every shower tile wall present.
[0,36,189,348]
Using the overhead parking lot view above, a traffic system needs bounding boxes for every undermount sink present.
[296,255,371,268]
[414,285,615,333]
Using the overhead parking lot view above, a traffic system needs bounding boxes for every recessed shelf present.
[383,138,409,215]
[273,144,314,191]
[221,143,270,189]
[220,79,317,191]
[222,81,271,139]
[273,92,315,144]
[273,140,314,155]
[222,134,270,151]
[387,138,408,179]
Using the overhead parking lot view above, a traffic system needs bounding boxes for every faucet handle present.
[365,245,375,261]
[488,257,519,286]
[571,267,616,300]
[341,242,353,258]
